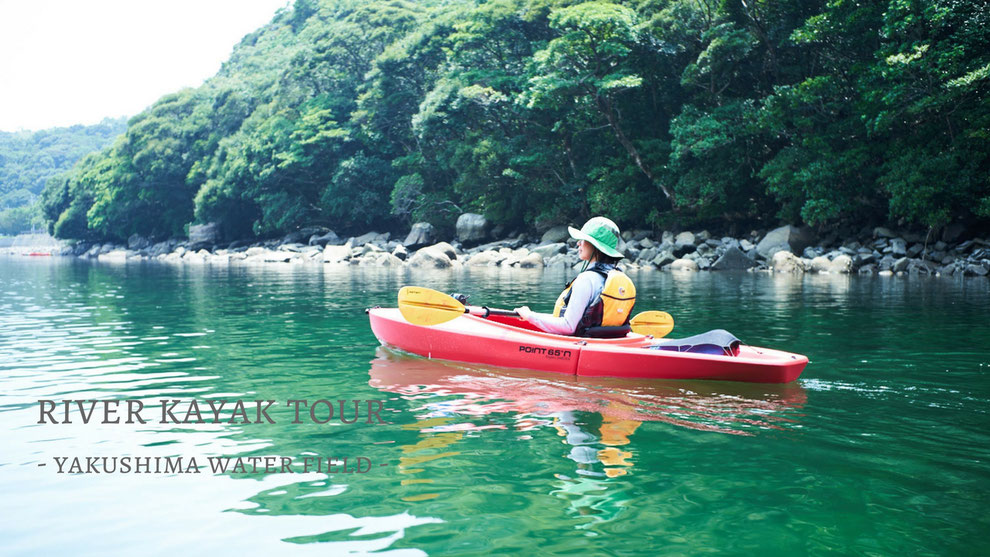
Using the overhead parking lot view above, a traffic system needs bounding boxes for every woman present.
[514,216,636,336]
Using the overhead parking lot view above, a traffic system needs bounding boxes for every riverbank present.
[5,221,989,279]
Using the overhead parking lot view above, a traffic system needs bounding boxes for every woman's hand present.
[513,306,533,321]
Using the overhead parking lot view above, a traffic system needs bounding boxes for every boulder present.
[518,252,545,268]
[465,250,502,266]
[188,223,220,245]
[531,243,567,259]
[636,248,658,264]
[407,247,453,268]
[828,254,854,274]
[392,245,408,261]
[545,253,570,270]
[711,246,756,271]
[771,251,806,273]
[669,258,699,272]
[964,264,988,277]
[456,213,489,246]
[651,251,677,268]
[674,231,696,249]
[889,238,907,256]
[403,222,436,250]
[351,232,380,246]
[127,234,150,250]
[540,225,570,244]
[891,257,911,273]
[98,249,131,263]
[309,230,341,246]
[756,225,816,260]
[424,242,457,260]
[873,226,897,239]
[322,245,351,263]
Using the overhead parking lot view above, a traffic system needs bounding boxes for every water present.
[1,257,988,555]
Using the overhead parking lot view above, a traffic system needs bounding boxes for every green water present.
[1,257,988,555]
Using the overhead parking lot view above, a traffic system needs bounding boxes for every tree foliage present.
[41,0,990,243]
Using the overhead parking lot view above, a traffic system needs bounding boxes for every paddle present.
[397,286,675,337]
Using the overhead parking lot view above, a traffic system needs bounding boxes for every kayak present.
[367,307,808,383]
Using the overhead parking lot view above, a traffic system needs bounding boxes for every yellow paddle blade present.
[397,286,466,326]
[630,311,674,338]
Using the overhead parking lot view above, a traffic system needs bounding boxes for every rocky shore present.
[11,214,990,279]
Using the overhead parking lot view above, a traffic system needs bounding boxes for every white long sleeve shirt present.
[523,270,606,335]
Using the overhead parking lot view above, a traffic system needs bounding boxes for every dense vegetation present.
[41,0,990,243]
[0,117,126,235]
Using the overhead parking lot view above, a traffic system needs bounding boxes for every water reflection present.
[368,348,807,524]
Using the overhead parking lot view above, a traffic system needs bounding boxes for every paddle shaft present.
[466,306,520,319]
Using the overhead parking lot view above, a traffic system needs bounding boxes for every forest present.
[38,0,989,243]
[0,117,126,235]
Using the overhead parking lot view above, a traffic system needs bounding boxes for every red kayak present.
[368,307,807,383]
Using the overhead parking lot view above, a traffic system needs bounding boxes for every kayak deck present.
[367,307,807,383]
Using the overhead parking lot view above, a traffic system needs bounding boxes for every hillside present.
[0,117,127,234]
[40,0,990,243]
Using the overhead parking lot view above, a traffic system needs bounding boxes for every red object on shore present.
[368,307,807,383]
[26,252,52,256]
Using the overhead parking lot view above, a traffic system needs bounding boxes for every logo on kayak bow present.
[518,345,572,360]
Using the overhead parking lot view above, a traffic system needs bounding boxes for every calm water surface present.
[1,257,988,555]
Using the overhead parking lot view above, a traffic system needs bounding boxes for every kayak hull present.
[368,308,807,383]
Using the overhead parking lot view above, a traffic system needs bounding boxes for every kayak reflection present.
[369,347,806,438]
[369,348,806,522]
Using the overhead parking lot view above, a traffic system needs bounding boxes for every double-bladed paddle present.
[397,286,674,338]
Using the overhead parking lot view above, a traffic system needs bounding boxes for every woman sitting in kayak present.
[514,217,636,336]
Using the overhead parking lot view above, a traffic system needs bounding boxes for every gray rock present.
[309,230,341,246]
[322,245,351,263]
[518,252,545,268]
[810,256,831,273]
[407,248,453,269]
[829,254,854,274]
[456,213,489,246]
[661,231,674,244]
[711,246,757,271]
[424,242,458,260]
[891,257,911,273]
[279,243,306,253]
[964,264,988,277]
[639,238,655,249]
[391,245,408,261]
[540,225,570,244]
[858,264,878,275]
[403,222,436,250]
[674,231,696,249]
[532,243,567,259]
[890,238,907,256]
[669,258,699,272]
[874,226,897,239]
[740,239,755,252]
[351,232,380,246]
[908,260,939,275]
[855,252,877,267]
[545,253,570,270]
[651,251,677,268]
[907,243,925,257]
[189,223,220,245]
[637,248,658,263]
[127,234,150,250]
[465,250,502,267]
[771,251,806,273]
[756,225,816,260]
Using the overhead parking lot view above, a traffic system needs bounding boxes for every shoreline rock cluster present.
[8,214,990,279]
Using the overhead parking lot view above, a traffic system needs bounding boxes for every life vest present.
[552,263,636,335]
